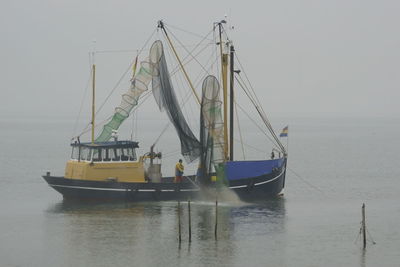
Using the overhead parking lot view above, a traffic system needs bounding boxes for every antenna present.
[91,39,97,143]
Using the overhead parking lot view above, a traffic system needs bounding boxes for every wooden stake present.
[215,197,218,240]
[362,203,366,249]
[178,201,182,243]
[188,199,192,243]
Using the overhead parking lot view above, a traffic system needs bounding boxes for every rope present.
[76,90,153,138]
[233,138,267,154]
[355,221,377,245]
[235,75,285,153]
[131,111,136,141]
[151,40,221,149]
[287,167,325,194]
[366,227,377,244]
[151,85,195,147]
[233,51,286,153]
[164,35,199,133]
[169,42,213,76]
[166,27,213,76]
[71,59,92,139]
[94,43,211,54]
[234,90,281,150]
[164,22,214,42]
[162,149,181,158]
[94,29,157,117]
[183,176,201,189]
[234,100,246,160]
[212,26,220,83]
[354,226,362,244]
[234,53,264,115]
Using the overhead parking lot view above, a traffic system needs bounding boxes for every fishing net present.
[150,40,201,163]
[96,58,156,142]
[198,75,225,185]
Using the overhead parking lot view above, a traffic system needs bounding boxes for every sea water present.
[0,115,399,267]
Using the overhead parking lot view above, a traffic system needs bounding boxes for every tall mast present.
[218,21,229,161]
[229,45,235,161]
[91,51,96,144]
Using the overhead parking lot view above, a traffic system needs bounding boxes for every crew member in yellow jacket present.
[174,159,184,183]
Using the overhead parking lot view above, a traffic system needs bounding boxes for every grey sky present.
[1,0,399,120]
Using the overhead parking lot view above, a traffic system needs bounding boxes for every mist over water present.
[1,115,399,267]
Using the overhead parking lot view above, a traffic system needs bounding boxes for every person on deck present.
[196,163,203,182]
[175,159,184,183]
[271,151,275,159]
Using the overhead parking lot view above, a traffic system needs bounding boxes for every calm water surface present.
[0,116,399,267]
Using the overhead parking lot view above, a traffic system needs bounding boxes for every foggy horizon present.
[1,0,399,121]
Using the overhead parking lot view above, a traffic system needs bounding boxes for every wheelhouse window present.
[121,147,137,161]
[79,147,92,161]
[71,146,79,160]
[92,148,102,162]
[87,149,93,161]
[111,148,121,161]
[71,144,138,162]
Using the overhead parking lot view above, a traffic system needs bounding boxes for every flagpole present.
[280,126,289,157]
[286,129,289,156]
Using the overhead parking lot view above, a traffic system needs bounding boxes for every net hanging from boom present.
[150,40,201,163]
[198,75,225,185]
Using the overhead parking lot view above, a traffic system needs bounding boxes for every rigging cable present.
[71,54,92,139]
[94,43,211,54]
[164,30,222,134]
[234,100,246,160]
[287,167,325,194]
[77,90,153,138]
[166,27,213,76]
[151,48,220,148]
[235,74,285,153]
[164,22,214,41]
[151,79,198,147]
[212,24,221,83]
[163,34,197,132]
[201,23,286,154]
[79,29,212,140]
[94,28,157,117]
[234,53,286,153]
[130,109,135,141]
[77,29,156,139]
[234,77,282,150]
[233,138,268,154]
[169,42,213,76]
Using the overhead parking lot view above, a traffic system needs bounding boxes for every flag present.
[280,126,288,137]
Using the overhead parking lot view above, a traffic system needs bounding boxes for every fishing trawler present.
[43,20,288,202]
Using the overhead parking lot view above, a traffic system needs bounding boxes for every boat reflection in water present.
[45,199,286,266]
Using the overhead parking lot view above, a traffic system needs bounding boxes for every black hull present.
[42,166,286,202]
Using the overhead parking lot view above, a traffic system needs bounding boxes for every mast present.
[91,55,96,144]
[218,21,229,161]
[229,45,235,161]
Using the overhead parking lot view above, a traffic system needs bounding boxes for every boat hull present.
[42,164,286,202]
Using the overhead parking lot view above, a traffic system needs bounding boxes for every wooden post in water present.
[362,203,366,249]
[188,199,192,243]
[178,201,182,243]
[215,197,218,240]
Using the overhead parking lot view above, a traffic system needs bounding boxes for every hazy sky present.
[1,0,399,120]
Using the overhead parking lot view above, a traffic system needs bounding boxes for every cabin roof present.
[70,140,139,149]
